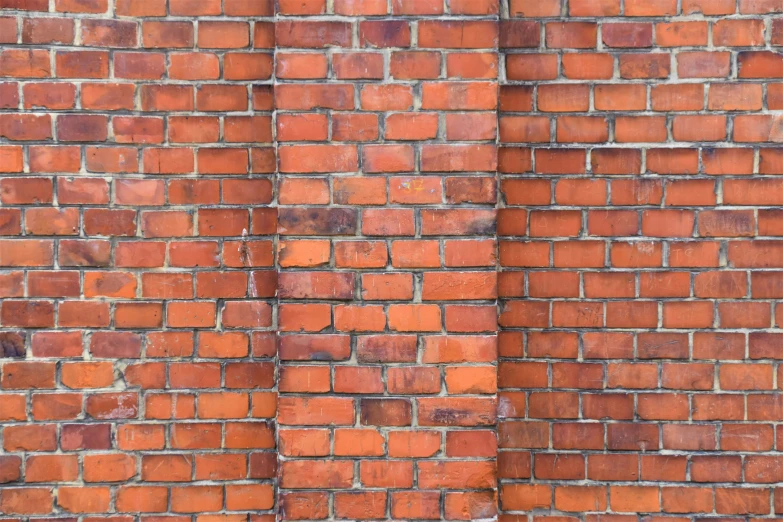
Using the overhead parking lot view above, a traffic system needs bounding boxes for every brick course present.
[0,0,782,520]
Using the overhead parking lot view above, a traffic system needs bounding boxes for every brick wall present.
[1,0,782,520]
[0,0,277,519]
[498,0,783,519]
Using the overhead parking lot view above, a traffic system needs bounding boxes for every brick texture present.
[1,0,783,520]
[0,0,277,519]
[499,0,783,520]
[275,1,499,519]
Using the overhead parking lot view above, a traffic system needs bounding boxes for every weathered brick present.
[0,2,774,519]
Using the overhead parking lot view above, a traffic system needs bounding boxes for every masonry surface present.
[0,0,782,520]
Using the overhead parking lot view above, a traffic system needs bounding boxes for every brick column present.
[275,0,500,519]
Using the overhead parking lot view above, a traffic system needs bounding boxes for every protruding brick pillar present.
[275,0,500,519]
